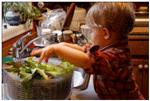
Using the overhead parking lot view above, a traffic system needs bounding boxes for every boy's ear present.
[102,27,111,39]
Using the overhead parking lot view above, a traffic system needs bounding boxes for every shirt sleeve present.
[85,45,130,81]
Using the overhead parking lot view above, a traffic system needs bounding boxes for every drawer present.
[128,34,148,56]
[131,59,148,66]
[128,40,148,56]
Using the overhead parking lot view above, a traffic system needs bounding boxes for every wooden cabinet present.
[128,27,149,99]
[132,59,149,99]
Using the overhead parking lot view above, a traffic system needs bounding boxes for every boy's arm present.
[59,42,84,51]
[31,44,92,70]
[53,44,91,70]
[59,42,92,52]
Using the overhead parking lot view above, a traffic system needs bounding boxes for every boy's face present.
[91,28,106,45]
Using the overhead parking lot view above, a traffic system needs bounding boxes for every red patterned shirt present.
[84,45,145,100]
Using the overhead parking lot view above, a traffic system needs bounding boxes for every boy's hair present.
[86,2,135,39]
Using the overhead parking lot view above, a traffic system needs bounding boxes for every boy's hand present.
[31,45,55,63]
[82,43,92,52]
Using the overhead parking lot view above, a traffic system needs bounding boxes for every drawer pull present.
[144,64,148,69]
[138,64,143,69]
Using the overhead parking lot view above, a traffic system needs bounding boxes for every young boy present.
[31,3,145,99]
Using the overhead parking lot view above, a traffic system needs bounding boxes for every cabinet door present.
[143,63,149,99]
[132,59,149,99]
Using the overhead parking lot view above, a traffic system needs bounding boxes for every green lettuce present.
[5,57,74,82]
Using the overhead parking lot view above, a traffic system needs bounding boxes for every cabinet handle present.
[8,48,13,55]
[138,64,143,69]
[144,64,148,69]
[8,51,13,55]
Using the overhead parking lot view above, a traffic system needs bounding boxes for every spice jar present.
[62,30,73,43]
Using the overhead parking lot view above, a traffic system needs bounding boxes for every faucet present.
[9,32,59,60]
[10,32,32,59]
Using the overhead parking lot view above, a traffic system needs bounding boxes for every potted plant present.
[2,2,41,25]
[3,2,21,25]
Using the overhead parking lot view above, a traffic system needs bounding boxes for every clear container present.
[3,70,73,100]
[80,25,92,43]
[3,58,90,100]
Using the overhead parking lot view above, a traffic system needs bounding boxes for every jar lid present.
[52,30,62,36]
[63,30,73,35]
[42,29,51,33]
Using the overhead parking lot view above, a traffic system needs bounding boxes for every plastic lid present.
[52,30,62,36]
[63,30,73,35]
[42,29,51,33]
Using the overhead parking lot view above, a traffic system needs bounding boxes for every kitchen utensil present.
[61,3,76,41]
